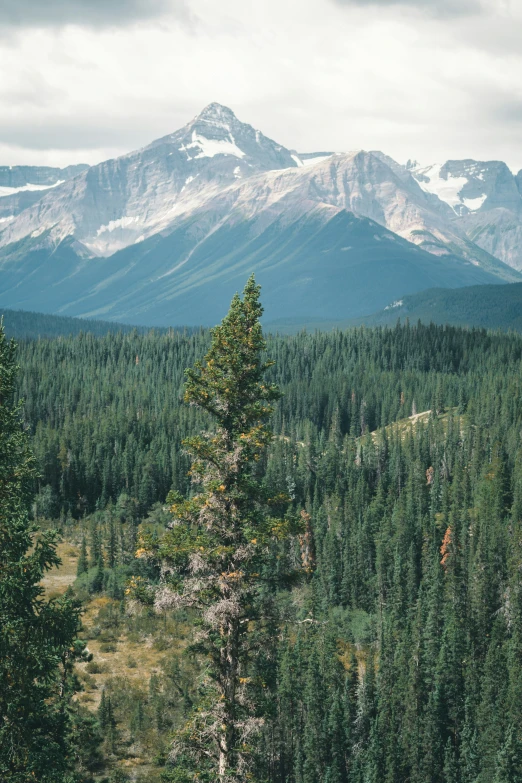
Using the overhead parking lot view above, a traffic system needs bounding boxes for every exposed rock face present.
[411,159,522,270]
[412,160,522,215]
[0,164,89,225]
[0,103,520,326]
[0,103,302,256]
[0,165,88,188]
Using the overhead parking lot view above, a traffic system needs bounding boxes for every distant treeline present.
[1,307,199,340]
[13,321,522,517]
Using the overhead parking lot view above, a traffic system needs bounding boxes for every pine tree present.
[131,699,145,737]
[77,535,88,576]
[0,323,83,782]
[107,515,117,568]
[98,688,109,729]
[494,725,522,783]
[89,522,103,568]
[90,558,105,594]
[443,738,459,783]
[136,277,300,782]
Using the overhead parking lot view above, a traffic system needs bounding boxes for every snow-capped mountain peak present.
[193,102,239,127]
[2,104,522,283]
[0,103,305,257]
[146,102,300,174]
[178,104,248,159]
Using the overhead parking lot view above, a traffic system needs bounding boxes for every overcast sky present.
[0,0,521,171]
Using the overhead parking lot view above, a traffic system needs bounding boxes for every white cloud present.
[0,0,520,170]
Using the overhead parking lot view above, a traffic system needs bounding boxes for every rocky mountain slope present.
[0,104,302,256]
[0,208,509,326]
[0,103,520,325]
[410,159,522,270]
[0,164,89,226]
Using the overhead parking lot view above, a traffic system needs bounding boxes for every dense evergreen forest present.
[1,308,204,341]
[0,308,154,339]
[355,282,522,332]
[6,316,522,781]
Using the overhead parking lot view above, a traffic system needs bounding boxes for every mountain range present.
[0,103,521,325]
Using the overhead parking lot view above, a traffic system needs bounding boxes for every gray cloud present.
[0,0,521,173]
[0,109,189,152]
[0,0,184,28]
[333,0,483,18]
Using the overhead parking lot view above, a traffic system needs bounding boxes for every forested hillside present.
[1,308,175,340]
[268,282,522,334]
[359,282,522,331]
[10,320,522,781]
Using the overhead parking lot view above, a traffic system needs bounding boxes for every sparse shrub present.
[86,660,105,674]
[99,629,119,643]
[153,636,170,652]
[79,671,98,690]
[110,770,130,783]
[100,642,117,653]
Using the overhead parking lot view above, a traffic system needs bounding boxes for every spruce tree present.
[89,522,103,568]
[98,688,109,729]
[137,277,299,781]
[107,515,117,568]
[494,725,522,783]
[77,535,88,576]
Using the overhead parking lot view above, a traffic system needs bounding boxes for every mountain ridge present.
[267,282,522,334]
[0,102,521,326]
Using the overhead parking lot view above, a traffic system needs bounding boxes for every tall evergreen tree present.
[137,277,299,781]
[76,535,88,576]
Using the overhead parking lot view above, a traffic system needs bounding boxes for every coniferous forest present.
[3,284,522,782]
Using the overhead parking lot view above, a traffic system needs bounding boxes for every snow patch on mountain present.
[301,154,333,167]
[180,130,246,160]
[0,180,65,197]
[181,175,196,192]
[462,195,487,212]
[97,216,140,236]
[413,164,469,213]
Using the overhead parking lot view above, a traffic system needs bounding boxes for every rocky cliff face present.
[0,164,88,189]
[0,164,89,227]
